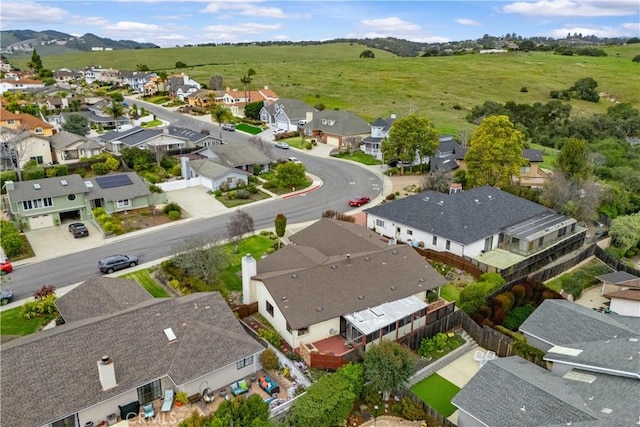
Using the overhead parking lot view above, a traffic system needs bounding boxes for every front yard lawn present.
[411,373,460,417]
[121,269,170,298]
[236,123,263,135]
[332,151,382,165]
[0,306,56,336]
[215,189,272,208]
[219,235,276,291]
[141,119,163,128]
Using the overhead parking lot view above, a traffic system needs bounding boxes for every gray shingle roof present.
[305,110,370,136]
[100,127,163,146]
[452,357,600,426]
[597,271,640,286]
[519,299,639,346]
[49,130,91,149]
[272,98,315,120]
[189,158,249,180]
[167,125,210,143]
[523,148,544,162]
[1,293,264,427]
[7,174,90,202]
[210,143,272,167]
[55,277,154,323]
[258,244,447,329]
[86,172,151,202]
[365,185,552,245]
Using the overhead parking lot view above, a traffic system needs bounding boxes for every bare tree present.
[227,210,254,253]
[541,171,601,223]
[457,129,471,147]
[171,235,230,286]
[0,127,37,182]
[342,136,362,156]
[422,170,453,193]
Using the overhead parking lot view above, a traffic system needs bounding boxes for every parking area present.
[166,186,228,218]
[24,220,104,262]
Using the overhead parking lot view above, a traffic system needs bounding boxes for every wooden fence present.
[233,301,259,318]
[399,307,462,350]
[594,246,640,277]
[415,248,484,278]
[309,352,350,371]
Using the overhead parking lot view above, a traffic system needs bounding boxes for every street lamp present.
[374,405,379,426]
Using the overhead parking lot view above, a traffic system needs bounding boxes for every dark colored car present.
[68,222,89,238]
[0,261,12,275]
[98,254,139,274]
[348,196,371,207]
[1,289,14,305]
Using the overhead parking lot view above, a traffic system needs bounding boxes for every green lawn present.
[121,269,170,298]
[440,284,462,304]
[236,123,263,135]
[332,151,382,165]
[0,307,56,336]
[141,119,163,128]
[215,189,272,208]
[219,235,276,291]
[528,142,559,170]
[411,373,461,417]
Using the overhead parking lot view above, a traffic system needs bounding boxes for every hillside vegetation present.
[9,43,640,133]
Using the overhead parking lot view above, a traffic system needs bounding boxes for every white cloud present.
[502,0,639,17]
[201,0,266,14]
[545,24,639,38]
[0,2,67,25]
[360,17,422,33]
[82,17,110,27]
[357,16,448,43]
[456,18,482,26]
[203,22,280,41]
[155,33,190,41]
[103,22,163,32]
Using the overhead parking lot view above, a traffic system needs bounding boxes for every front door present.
[484,236,494,252]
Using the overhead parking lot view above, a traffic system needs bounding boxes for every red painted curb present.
[281,185,320,199]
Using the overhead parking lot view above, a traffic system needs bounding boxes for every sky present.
[1,0,639,47]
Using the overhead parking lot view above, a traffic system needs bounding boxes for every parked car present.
[0,261,12,275]
[348,196,371,207]
[98,254,139,274]
[222,123,235,131]
[68,222,89,238]
[275,142,290,149]
[287,157,302,164]
[0,289,13,305]
[273,128,286,134]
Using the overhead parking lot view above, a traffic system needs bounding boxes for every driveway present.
[24,221,103,264]
[166,186,228,219]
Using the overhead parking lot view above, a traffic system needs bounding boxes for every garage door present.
[276,119,289,131]
[29,214,55,230]
[326,136,340,146]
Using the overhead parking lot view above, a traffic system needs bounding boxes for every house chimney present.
[306,111,313,122]
[346,254,351,265]
[4,180,15,192]
[97,356,117,391]
[242,254,257,305]
[181,156,190,180]
[449,183,462,194]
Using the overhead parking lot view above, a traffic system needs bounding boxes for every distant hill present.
[1,29,159,55]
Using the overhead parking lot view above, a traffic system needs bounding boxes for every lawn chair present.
[485,351,496,361]
[142,403,155,420]
[161,389,174,412]
[474,350,485,363]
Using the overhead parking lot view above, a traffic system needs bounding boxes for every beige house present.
[0,127,54,170]
[50,130,104,164]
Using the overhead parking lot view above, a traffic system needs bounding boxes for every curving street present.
[7,102,386,300]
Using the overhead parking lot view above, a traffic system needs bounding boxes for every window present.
[237,355,254,370]
[538,237,544,247]
[396,227,401,233]
[34,128,43,134]
[298,327,309,336]
[398,315,412,327]
[376,219,385,227]
[6,120,14,125]
[446,240,451,250]
[407,230,413,236]
[137,379,162,404]
[266,301,274,317]
[227,177,236,183]
[22,197,53,211]
[116,199,131,208]
[571,223,576,232]
[52,414,78,427]
[432,236,437,246]
[30,155,44,164]
[521,164,531,173]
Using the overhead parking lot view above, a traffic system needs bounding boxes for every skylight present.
[163,328,177,342]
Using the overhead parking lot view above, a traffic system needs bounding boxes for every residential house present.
[205,142,272,175]
[0,127,54,171]
[53,68,84,84]
[4,172,162,230]
[361,115,396,159]
[179,156,252,192]
[120,71,156,94]
[49,130,104,164]
[603,289,640,317]
[259,98,315,131]
[166,125,220,148]
[186,89,217,109]
[219,86,279,118]
[83,67,122,86]
[100,126,217,154]
[241,218,448,353]
[1,291,264,427]
[167,74,201,101]
[0,107,56,136]
[301,110,370,149]
[365,185,586,278]
[0,77,45,93]
[597,271,640,295]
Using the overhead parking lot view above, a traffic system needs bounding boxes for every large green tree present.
[244,101,264,120]
[464,115,527,187]
[274,213,287,248]
[105,101,126,126]
[556,137,592,182]
[61,114,90,136]
[381,114,439,175]
[275,161,307,188]
[609,213,640,253]
[364,341,415,400]
[26,49,43,73]
[211,104,232,139]
[208,394,269,427]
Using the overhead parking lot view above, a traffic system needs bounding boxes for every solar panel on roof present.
[95,174,133,189]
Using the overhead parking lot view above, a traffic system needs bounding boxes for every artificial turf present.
[411,373,461,417]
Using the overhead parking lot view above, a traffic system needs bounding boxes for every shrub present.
[262,181,276,189]
[258,328,282,347]
[219,181,230,192]
[168,210,181,220]
[1,230,23,257]
[305,141,313,149]
[171,165,181,176]
[21,294,57,319]
[91,162,110,175]
[401,397,427,421]
[235,189,250,199]
[236,179,246,189]
[34,285,56,299]
[495,325,527,342]
[385,193,396,200]
[503,304,535,331]
[162,202,182,214]
[246,184,258,194]
[511,284,526,307]
[144,173,160,184]
[227,191,236,200]
[23,166,45,180]
[260,348,279,370]
[520,87,528,92]
[248,175,259,184]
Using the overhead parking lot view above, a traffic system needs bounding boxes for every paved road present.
[8,112,384,299]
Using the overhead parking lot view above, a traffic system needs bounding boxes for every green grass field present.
[10,44,640,134]
[219,235,276,291]
[440,284,462,304]
[0,307,56,336]
[121,269,170,298]
[411,373,461,417]
[235,123,263,135]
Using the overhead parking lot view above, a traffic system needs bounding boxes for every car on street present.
[1,260,12,275]
[68,222,89,238]
[287,157,302,164]
[98,254,139,274]
[348,196,371,207]
[1,289,13,305]
[222,123,236,131]
[275,142,289,149]
[273,128,286,134]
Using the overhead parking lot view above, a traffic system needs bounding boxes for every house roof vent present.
[291,274,298,279]
[33,183,41,190]
[163,327,177,342]
[331,265,337,269]
[316,306,323,312]
[392,250,398,254]
[364,257,371,261]
[358,295,365,300]
[60,179,68,186]
[390,285,397,290]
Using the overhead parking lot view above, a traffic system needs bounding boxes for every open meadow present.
[10,43,640,134]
